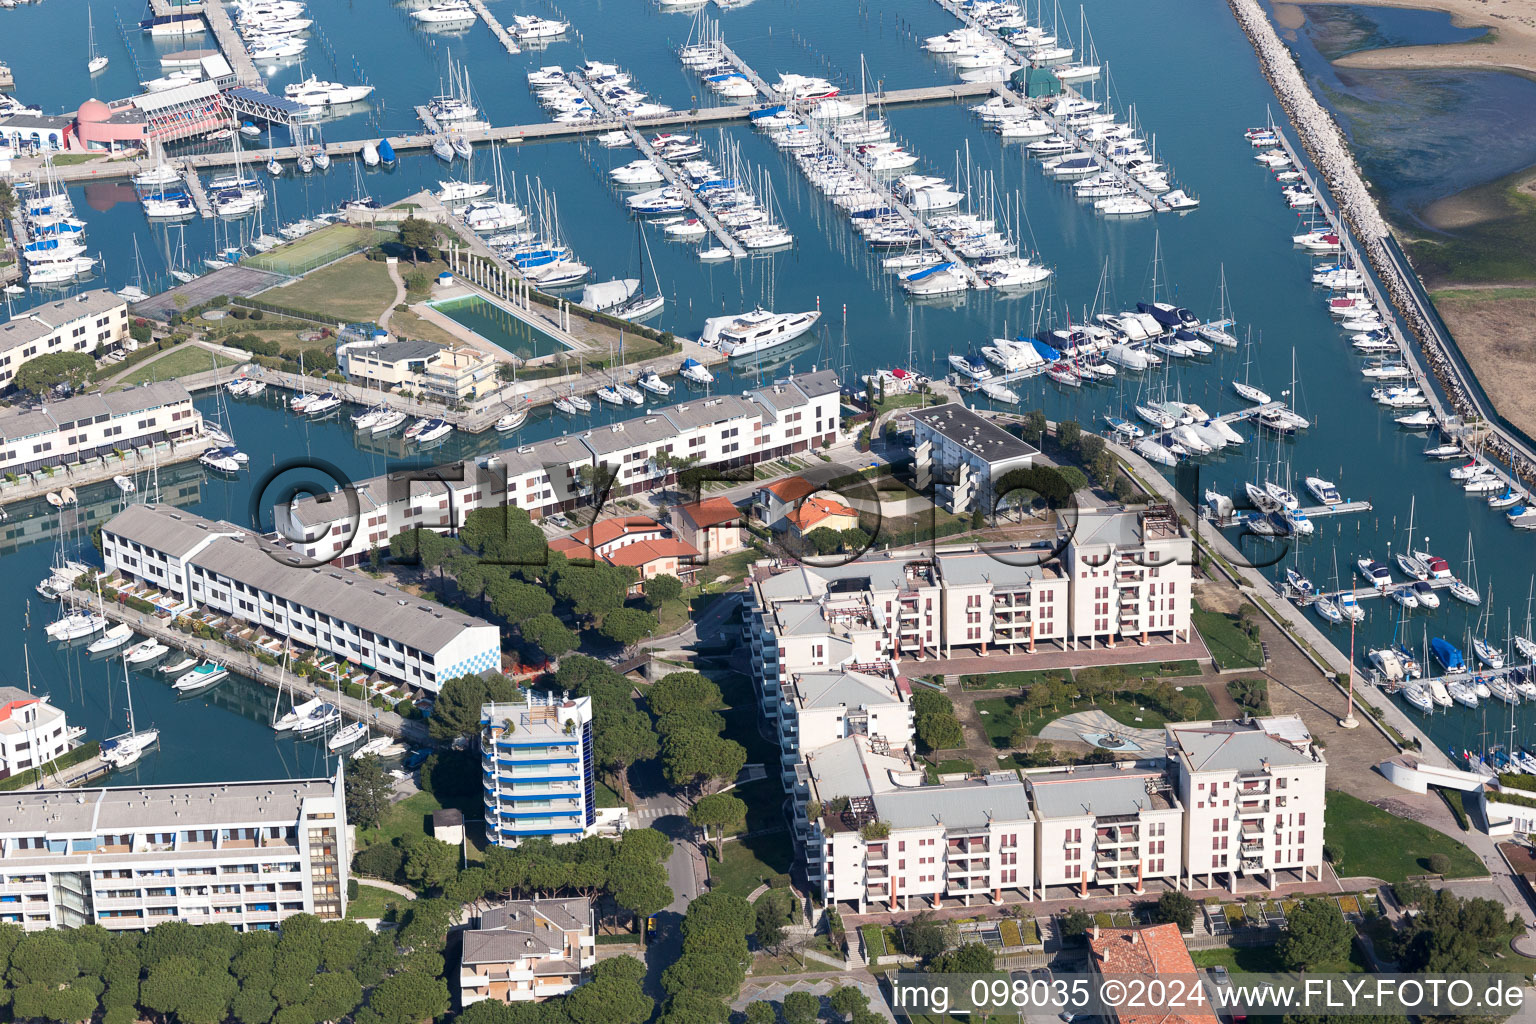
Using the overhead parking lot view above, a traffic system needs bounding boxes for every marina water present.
[7,0,1536,776]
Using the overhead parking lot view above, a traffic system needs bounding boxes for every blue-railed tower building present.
[480,695,596,846]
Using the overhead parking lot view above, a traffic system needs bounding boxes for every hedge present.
[0,741,102,790]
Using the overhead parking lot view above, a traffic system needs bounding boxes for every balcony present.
[947,841,989,858]
[1240,841,1265,857]
[866,844,888,863]
[1096,829,1139,847]
[1240,821,1264,838]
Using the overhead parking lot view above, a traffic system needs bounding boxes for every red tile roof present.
[785,496,857,532]
[0,699,38,723]
[604,538,700,568]
[1089,925,1215,1024]
[569,515,661,550]
[548,537,597,561]
[762,476,817,502]
[675,497,741,530]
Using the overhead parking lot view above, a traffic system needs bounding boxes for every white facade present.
[799,738,1035,913]
[908,403,1039,514]
[1023,762,1185,896]
[0,770,347,932]
[460,898,596,1005]
[779,670,913,785]
[275,371,841,567]
[0,290,128,390]
[0,380,202,475]
[1061,506,1193,648]
[481,697,597,845]
[1166,717,1327,891]
[101,504,502,692]
[0,689,81,780]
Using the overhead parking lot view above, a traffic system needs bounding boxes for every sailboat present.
[1232,329,1269,404]
[102,653,160,770]
[611,225,664,321]
[1449,533,1482,606]
[1516,579,1536,663]
[1196,265,1238,348]
[87,8,109,74]
[117,238,152,303]
[1394,498,1430,581]
[1472,582,1504,669]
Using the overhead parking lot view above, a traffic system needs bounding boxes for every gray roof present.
[874,774,1032,829]
[190,533,493,655]
[26,289,125,328]
[0,316,51,351]
[1070,509,1146,549]
[749,381,807,413]
[805,737,878,801]
[0,775,337,837]
[461,930,562,965]
[104,502,242,559]
[348,338,442,364]
[523,435,592,469]
[757,567,829,604]
[794,671,898,710]
[481,897,588,934]
[662,394,758,432]
[937,552,1051,587]
[1167,718,1319,773]
[1025,764,1174,819]
[909,403,1038,466]
[1,113,72,130]
[286,481,386,529]
[1,381,195,442]
[579,415,678,458]
[790,369,840,399]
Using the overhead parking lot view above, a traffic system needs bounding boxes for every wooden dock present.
[16,82,999,187]
[65,587,431,746]
[414,104,443,136]
[200,0,260,87]
[465,0,521,55]
[182,164,214,219]
[928,0,1171,213]
[709,39,982,286]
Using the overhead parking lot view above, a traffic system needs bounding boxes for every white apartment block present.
[0,770,347,932]
[1166,716,1327,892]
[0,290,128,390]
[1061,505,1193,649]
[460,898,595,1005]
[100,504,502,692]
[1023,762,1184,897]
[0,380,203,475]
[798,737,1035,913]
[480,697,597,846]
[778,669,914,786]
[275,371,843,567]
[0,689,84,781]
[908,403,1039,514]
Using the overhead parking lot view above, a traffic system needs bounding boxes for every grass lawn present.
[1192,601,1265,669]
[708,828,793,900]
[596,780,625,809]
[51,153,101,166]
[693,547,761,593]
[962,669,1072,690]
[1324,790,1487,884]
[988,685,1216,743]
[872,391,941,416]
[925,758,976,782]
[244,224,385,275]
[355,790,441,852]
[120,347,239,384]
[261,252,397,321]
[1190,944,1286,974]
[346,883,404,921]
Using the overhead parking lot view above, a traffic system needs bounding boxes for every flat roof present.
[1025,763,1176,818]
[1166,717,1321,773]
[0,775,336,836]
[793,671,899,710]
[937,551,1055,586]
[909,403,1038,466]
[874,773,1032,830]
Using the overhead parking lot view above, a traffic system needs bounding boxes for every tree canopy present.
[1278,897,1355,972]
[14,352,94,397]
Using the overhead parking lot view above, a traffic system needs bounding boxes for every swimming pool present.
[429,295,571,361]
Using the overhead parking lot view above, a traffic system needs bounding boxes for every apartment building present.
[1061,505,1193,649]
[0,381,203,476]
[798,736,1035,913]
[1165,716,1326,892]
[460,898,595,1005]
[0,689,83,781]
[932,551,1069,656]
[0,770,347,932]
[670,497,744,558]
[0,290,128,390]
[100,504,502,693]
[272,372,841,567]
[480,697,597,846]
[908,403,1039,514]
[1023,762,1184,897]
[778,669,913,785]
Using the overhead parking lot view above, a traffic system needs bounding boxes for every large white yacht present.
[700,309,822,359]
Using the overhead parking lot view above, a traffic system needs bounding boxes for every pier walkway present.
[928,0,1171,213]
[709,39,981,287]
[15,82,999,187]
[466,0,521,56]
[62,588,430,746]
[200,0,260,87]
[182,164,214,219]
